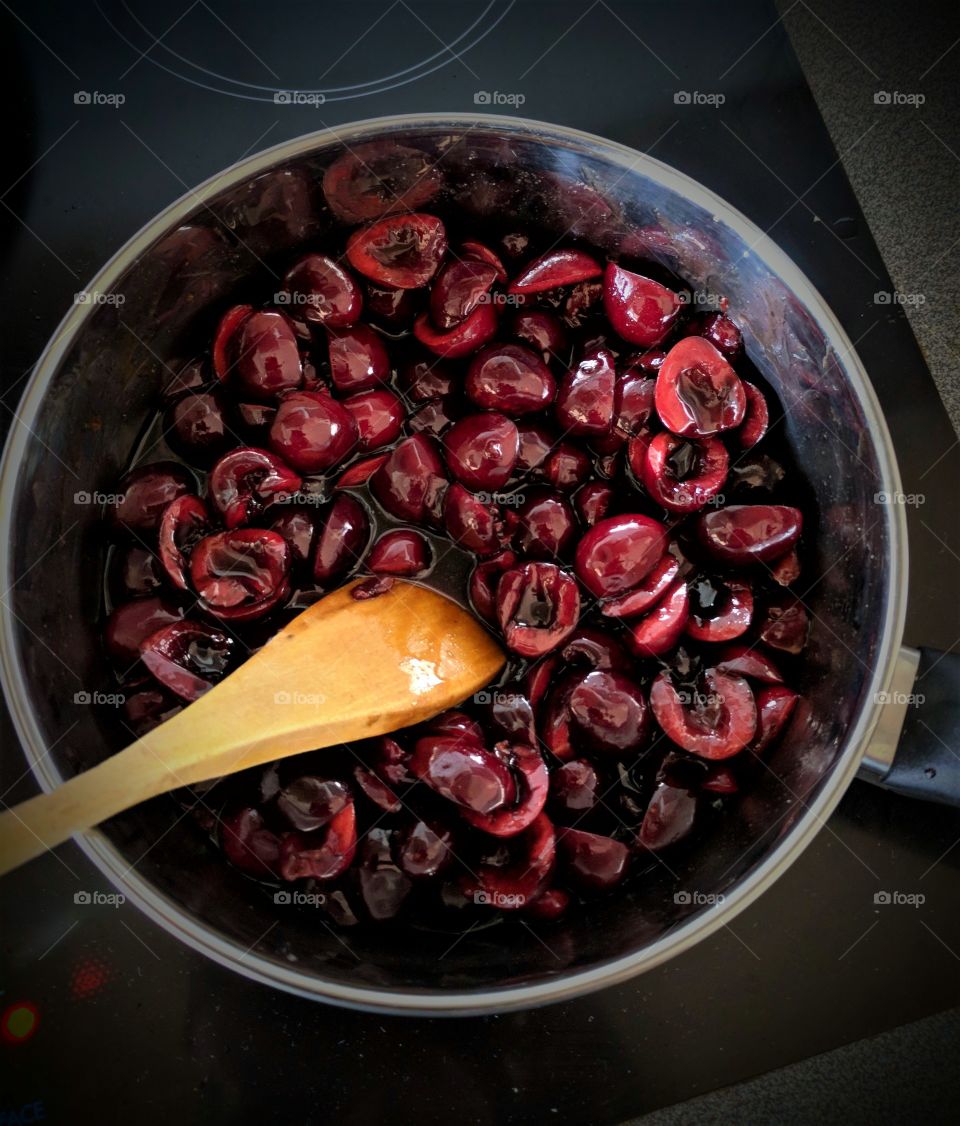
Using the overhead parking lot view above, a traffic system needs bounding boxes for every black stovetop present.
[1,3,958,1123]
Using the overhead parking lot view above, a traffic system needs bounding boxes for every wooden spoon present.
[0,579,505,877]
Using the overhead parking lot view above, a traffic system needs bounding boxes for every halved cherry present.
[737,381,769,448]
[751,684,799,752]
[461,744,549,837]
[510,309,567,362]
[444,483,504,555]
[466,343,556,415]
[759,598,810,654]
[313,493,370,585]
[322,142,442,223]
[279,801,357,881]
[461,239,508,281]
[233,310,303,401]
[574,481,615,527]
[574,513,668,598]
[463,812,556,909]
[368,529,432,576]
[140,619,234,702]
[442,412,519,491]
[410,735,516,814]
[555,347,617,437]
[341,388,404,450]
[346,212,447,289]
[603,263,682,346]
[110,545,164,600]
[468,549,516,623]
[158,495,211,590]
[600,552,679,619]
[371,433,448,526]
[111,462,194,533]
[165,391,231,467]
[641,432,729,513]
[104,597,183,666]
[496,562,580,658]
[508,248,603,295]
[268,391,359,474]
[335,452,388,489]
[208,447,302,528]
[624,577,689,657]
[212,304,253,382]
[358,833,413,918]
[685,576,753,642]
[558,828,630,891]
[327,323,390,393]
[482,689,537,746]
[568,670,650,757]
[696,505,803,565]
[637,783,698,851]
[222,807,281,877]
[655,336,746,437]
[281,254,362,327]
[714,644,784,684]
[560,625,631,672]
[190,528,291,622]
[649,668,757,759]
[413,302,498,358]
[429,258,497,329]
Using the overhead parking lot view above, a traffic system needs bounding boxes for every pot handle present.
[857,646,960,807]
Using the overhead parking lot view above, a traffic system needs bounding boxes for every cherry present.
[466,343,556,415]
[353,763,402,813]
[655,336,746,437]
[371,433,448,526]
[368,529,432,576]
[208,447,302,528]
[737,381,769,448]
[685,576,753,642]
[574,481,614,526]
[397,358,456,402]
[638,783,697,851]
[268,390,359,474]
[468,549,517,623]
[509,488,577,560]
[111,462,193,533]
[410,735,516,814]
[684,311,743,359]
[269,508,318,570]
[515,422,557,475]
[599,552,679,619]
[624,578,690,657]
[222,807,282,877]
[190,528,290,621]
[696,505,803,565]
[464,813,556,909]
[461,239,508,281]
[461,744,549,837]
[443,483,504,555]
[429,259,497,329]
[510,310,567,362]
[560,626,631,672]
[483,689,537,746]
[104,597,183,666]
[544,443,591,490]
[139,619,234,701]
[759,598,810,654]
[496,562,580,657]
[620,349,665,378]
[574,513,667,598]
[277,776,351,831]
[111,545,164,599]
[232,310,303,401]
[549,759,600,817]
[443,412,519,491]
[325,324,390,395]
[165,391,231,466]
[364,282,421,329]
[524,654,561,713]
[603,263,682,346]
[558,828,629,891]
[555,347,617,437]
[408,396,463,437]
[426,709,485,744]
[346,212,447,289]
[715,644,784,684]
[640,432,729,514]
[649,668,757,758]
[413,302,498,358]
[279,801,357,881]
[158,494,211,590]
[313,494,371,585]
[509,248,603,294]
[341,388,404,450]
[281,253,362,327]
[751,685,799,752]
[613,373,656,440]
[335,452,388,489]
[399,820,454,879]
[212,304,253,382]
[322,141,442,223]
[568,670,650,757]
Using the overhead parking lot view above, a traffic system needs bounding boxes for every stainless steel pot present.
[0,114,951,1015]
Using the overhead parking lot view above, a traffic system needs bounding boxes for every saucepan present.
[1,114,956,1015]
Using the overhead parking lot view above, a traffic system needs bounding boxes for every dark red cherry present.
[429,258,497,329]
[686,577,753,642]
[341,388,404,450]
[322,141,442,223]
[655,336,746,437]
[555,347,617,437]
[737,381,769,448]
[466,343,556,415]
[327,323,390,394]
[268,390,359,474]
[558,828,630,891]
[368,529,432,576]
[104,597,183,666]
[111,462,193,533]
[696,505,803,565]
[413,302,498,358]
[281,253,362,327]
[443,412,519,491]
[461,744,549,837]
[277,776,351,831]
[222,807,281,877]
[443,483,504,555]
[620,348,665,377]
[279,801,357,881]
[560,626,631,672]
[269,508,318,569]
[508,248,603,294]
[759,598,810,654]
[313,494,371,585]
[233,310,303,401]
[364,282,421,329]
[568,670,650,757]
[335,452,388,489]
[483,688,537,745]
[396,357,457,402]
[638,783,697,851]
[715,644,783,684]
[510,310,567,363]
[549,759,600,816]
[158,494,211,590]
[190,528,290,621]
[353,764,402,813]
[684,310,743,359]
[524,653,561,714]
[649,668,757,759]
[426,709,485,744]
[408,396,463,437]
[165,391,231,466]
[574,513,667,598]
[603,263,682,346]
[468,549,517,623]
[212,304,253,382]
[140,619,234,701]
[496,562,580,658]
[399,820,454,879]
[544,443,592,491]
[346,212,447,289]
[640,432,729,513]
[370,433,448,526]
[463,813,556,909]
[613,373,656,440]
[461,239,507,281]
[208,447,302,528]
[111,545,164,599]
[410,735,516,814]
[600,552,679,619]
[751,685,799,752]
[510,488,577,560]
[515,422,557,475]
[573,481,614,527]
[624,578,690,657]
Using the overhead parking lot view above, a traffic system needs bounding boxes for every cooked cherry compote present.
[101,156,811,931]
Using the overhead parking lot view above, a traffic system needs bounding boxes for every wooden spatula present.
[0,580,505,876]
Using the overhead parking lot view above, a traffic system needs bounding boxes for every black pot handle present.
[858,647,960,807]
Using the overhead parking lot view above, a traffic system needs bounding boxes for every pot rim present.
[0,112,908,1015]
